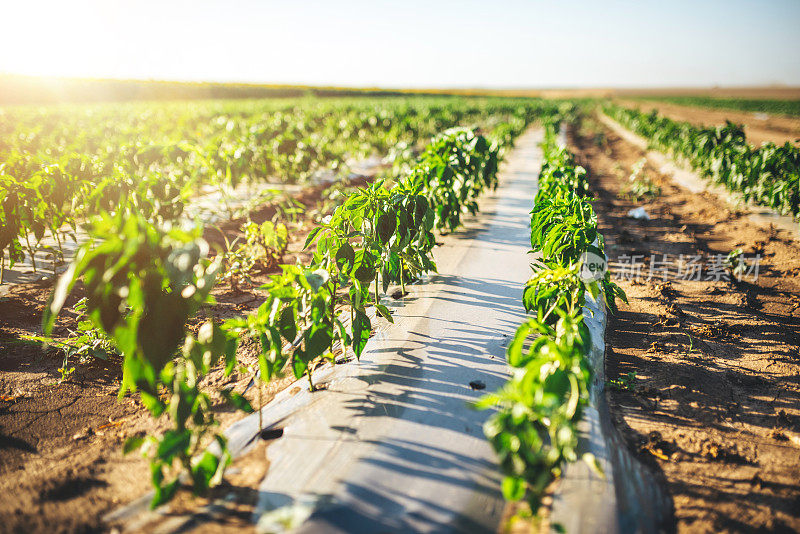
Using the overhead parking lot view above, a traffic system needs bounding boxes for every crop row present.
[479,122,626,513]
[604,103,800,218]
[0,98,548,279]
[41,104,561,507]
[627,95,800,117]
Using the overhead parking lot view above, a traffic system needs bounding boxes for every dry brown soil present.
[570,118,800,533]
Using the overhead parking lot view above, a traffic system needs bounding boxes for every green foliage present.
[43,213,239,508]
[607,372,637,392]
[480,121,626,513]
[725,247,747,279]
[622,158,660,201]
[629,95,800,117]
[605,103,800,218]
[0,97,555,279]
[35,100,555,509]
[410,128,501,232]
[523,263,590,325]
[220,220,288,291]
[30,297,118,380]
[479,313,593,510]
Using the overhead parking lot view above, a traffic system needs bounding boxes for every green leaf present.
[352,310,371,358]
[303,226,323,250]
[156,429,192,463]
[376,211,396,245]
[335,242,355,273]
[292,355,308,379]
[221,389,254,413]
[191,451,221,492]
[305,268,330,293]
[354,261,375,285]
[278,306,297,341]
[151,478,180,509]
[43,255,82,334]
[139,390,165,416]
[304,326,332,360]
[123,435,145,454]
[501,476,526,501]
[375,303,394,323]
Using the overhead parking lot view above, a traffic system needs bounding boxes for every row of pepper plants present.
[0,97,538,281]
[479,121,626,515]
[604,103,800,219]
[42,104,555,507]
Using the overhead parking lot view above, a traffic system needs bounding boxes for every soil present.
[617,99,800,147]
[570,117,800,533]
[0,172,377,533]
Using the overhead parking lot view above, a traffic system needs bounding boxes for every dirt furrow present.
[570,118,800,533]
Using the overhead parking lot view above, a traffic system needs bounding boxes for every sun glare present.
[3,0,142,79]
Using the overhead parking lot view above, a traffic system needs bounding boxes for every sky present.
[1,0,799,88]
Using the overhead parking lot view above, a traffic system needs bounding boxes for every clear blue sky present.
[2,0,799,88]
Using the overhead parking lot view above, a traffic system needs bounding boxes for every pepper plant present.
[43,213,245,508]
[478,312,594,511]
[481,120,626,515]
[605,103,800,219]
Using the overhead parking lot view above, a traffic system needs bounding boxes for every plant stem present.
[350,302,355,352]
[258,372,263,432]
[542,298,561,323]
[400,259,406,294]
[24,233,36,273]
[307,366,315,392]
[53,227,63,256]
[330,275,338,361]
[330,276,337,322]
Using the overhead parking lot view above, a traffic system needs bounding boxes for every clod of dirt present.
[777,409,794,428]
[655,282,676,299]
[666,303,685,318]
[640,430,675,461]
[72,427,95,441]
[699,440,752,464]
[690,321,727,340]
[771,429,789,441]
[655,315,678,328]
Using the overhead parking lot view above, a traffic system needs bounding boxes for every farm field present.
[2,1,800,528]
[0,86,799,533]
[0,91,800,532]
[0,96,558,532]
